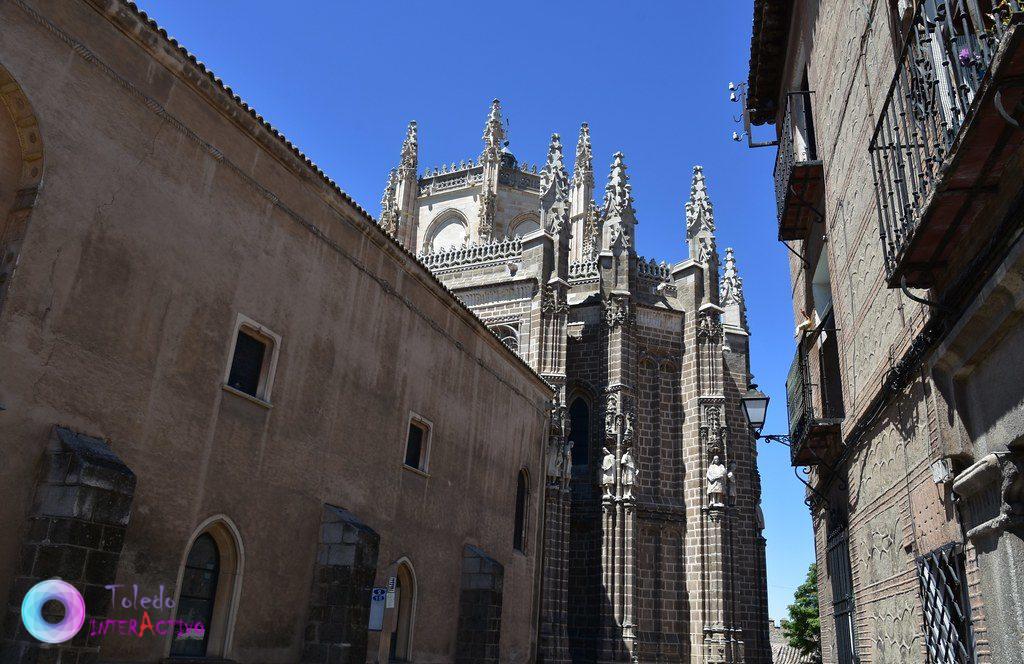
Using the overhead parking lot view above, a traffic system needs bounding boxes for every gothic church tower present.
[378,102,771,663]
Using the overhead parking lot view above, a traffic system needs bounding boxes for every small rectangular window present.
[405,421,428,470]
[228,330,267,397]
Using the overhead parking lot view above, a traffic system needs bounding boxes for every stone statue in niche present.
[727,461,737,505]
[547,438,563,478]
[623,413,635,444]
[621,450,636,499]
[560,437,573,481]
[601,447,616,498]
[707,455,727,507]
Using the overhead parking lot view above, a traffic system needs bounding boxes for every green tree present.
[782,563,822,663]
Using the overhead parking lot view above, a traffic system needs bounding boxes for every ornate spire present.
[399,121,418,175]
[540,133,571,237]
[720,247,747,329]
[603,152,635,216]
[685,165,717,266]
[572,123,593,188]
[685,165,715,239]
[720,247,744,306]
[540,133,569,198]
[583,201,601,258]
[379,168,399,235]
[481,99,505,163]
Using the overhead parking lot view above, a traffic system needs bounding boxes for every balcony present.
[869,1,1024,288]
[775,91,824,241]
[786,312,844,466]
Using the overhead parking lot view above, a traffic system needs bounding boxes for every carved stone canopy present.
[604,296,635,329]
[697,312,724,343]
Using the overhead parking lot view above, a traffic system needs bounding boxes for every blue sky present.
[136,0,812,619]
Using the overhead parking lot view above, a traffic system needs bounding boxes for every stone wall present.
[0,1,551,661]
[758,0,1024,662]
[301,506,380,664]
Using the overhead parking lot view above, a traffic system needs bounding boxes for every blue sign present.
[368,587,386,631]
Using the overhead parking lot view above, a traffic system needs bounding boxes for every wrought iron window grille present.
[917,543,976,664]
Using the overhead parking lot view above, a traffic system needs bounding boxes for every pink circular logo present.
[21,579,86,644]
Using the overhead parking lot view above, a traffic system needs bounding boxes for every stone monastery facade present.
[379,101,773,663]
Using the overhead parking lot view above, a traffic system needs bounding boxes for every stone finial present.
[540,133,569,197]
[720,247,743,304]
[400,121,418,174]
[379,168,399,234]
[480,98,505,163]
[685,165,715,239]
[603,152,635,216]
[721,247,748,329]
[685,165,718,267]
[583,201,601,258]
[573,123,593,187]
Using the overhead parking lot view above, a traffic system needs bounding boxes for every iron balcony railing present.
[774,90,823,241]
[785,311,844,466]
[869,0,1021,283]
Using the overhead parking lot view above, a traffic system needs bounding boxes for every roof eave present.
[747,0,794,126]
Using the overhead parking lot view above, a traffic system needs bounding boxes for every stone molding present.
[454,280,535,307]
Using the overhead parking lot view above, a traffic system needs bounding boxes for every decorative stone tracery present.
[378,106,767,663]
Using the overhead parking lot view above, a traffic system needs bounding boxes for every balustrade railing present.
[418,237,523,271]
[568,259,599,281]
[869,0,1020,281]
[636,256,671,281]
[419,167,483,195]
[498,168,541,191]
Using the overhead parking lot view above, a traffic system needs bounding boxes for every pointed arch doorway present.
[388,559,416,662]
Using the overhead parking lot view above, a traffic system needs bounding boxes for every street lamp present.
[741,383,836,508]
[741,383,793,447]
[741,384,770,435]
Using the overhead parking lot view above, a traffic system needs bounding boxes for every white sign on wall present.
[368,587,386,631]
[386,576,397,608]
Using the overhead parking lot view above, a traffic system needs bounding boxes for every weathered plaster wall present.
[0,1,551,662]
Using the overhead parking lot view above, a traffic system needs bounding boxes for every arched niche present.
[508,213,540,238]
[0,62,44,313]
[568,394,592,467]
[425,210,468,252]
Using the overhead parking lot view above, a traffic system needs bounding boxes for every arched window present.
[389,560,416,661]
[513,470,529,552]
[170,534,219,657]
[569,397,591,466]
[170,519,243,659]
[490,323,519,354]
[509,214,540,238]
[513,470,528,551]
[427,212,467,252]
